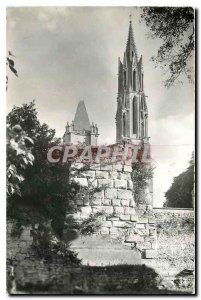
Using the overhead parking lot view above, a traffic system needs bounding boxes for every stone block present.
[96,171,109,179]
[135,228,149,236]
[151,241,157,249]
[114,206,124,216]
[112,199,121,206]
[147,223,156,229]
[121,199,129,206]
[109,171,118,179]
[113,221,130,228]
[93,190,104,199]
[90,164,101,170]
[98,179,113,188]
[123,165,132,172]
[100,164,113,171]
[80,206,92,215]
[102,199,111,206]
[135,223,145,229]
[118,189,133,199]
[139,217,148,223]
[73,177,88,187]
[136,241,152,251]
[92,206,114,215]
[120,173,131,180]
[115,180,127,189]
[131,215,139,222]
[91,198,102,206]
[120,214,130,221]
[144,236,157,243]
[82,170,95,178]
[102,221,112,228]
[112,163,123,171]
[72,162,84,170]
[105,188,117,199]
[124,207,136,215]
[145,249,157,259]
[125,234,144,243]
[129,200,136,207]
[101,227,109,235]
[88,178,98,188]
[127,180,133,190]
[149,218,156,224]
[107,216,119,221]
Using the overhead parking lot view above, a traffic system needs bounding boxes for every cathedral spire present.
[126,19,138,61]
[116,18,149,144]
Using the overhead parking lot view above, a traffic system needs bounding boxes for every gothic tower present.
[116,20,149,144]
[63,100,99,145]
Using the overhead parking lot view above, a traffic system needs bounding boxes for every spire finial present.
[129,14,132,23]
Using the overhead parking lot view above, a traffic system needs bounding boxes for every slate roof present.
[73,100,91,131]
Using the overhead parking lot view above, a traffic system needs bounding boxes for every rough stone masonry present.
[67,161,157,259]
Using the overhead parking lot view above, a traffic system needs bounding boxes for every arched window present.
[142,73,144,91]
[124,71,126,88]
[123,113,126,137]
[133,98,137,134]
[133,70,136,91]
[124,95,127,108]
[141,122,144,137]
[141,111,144,137]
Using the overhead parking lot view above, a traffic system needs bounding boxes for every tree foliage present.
[140,7,194,87]
[164,153,194,208]
[132,162,154,205]
[6,51,18,90]
[7,124,34,196]
[7,101,78,237]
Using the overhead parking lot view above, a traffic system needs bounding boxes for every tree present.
[164,153,194,208]
[140,7,194,87]
[6,56,35,197]
[7,101,78,238]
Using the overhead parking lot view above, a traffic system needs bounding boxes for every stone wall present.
[142,208,195,292]
[7,206,195,294]
[68,162,156,258]
[7,222,33,264]
[13,261,164,294]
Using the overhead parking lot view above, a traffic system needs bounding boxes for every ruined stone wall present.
[68,162,157,258]
[7,222,33,264]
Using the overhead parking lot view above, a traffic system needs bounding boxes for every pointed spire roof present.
[126,20,138,60]
[73,100,91,131]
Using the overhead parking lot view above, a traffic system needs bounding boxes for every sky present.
[6,7,195,207]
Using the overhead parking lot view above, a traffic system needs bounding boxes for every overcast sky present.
[7,7,195,207]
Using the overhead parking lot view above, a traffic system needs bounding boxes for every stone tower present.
[63,100,99,145]
[116,20,149,144]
